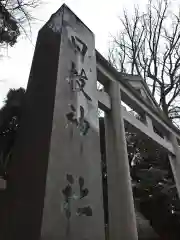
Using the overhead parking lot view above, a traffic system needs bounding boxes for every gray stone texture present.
[5,4,104,240]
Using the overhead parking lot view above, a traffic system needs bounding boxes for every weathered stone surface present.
[7,4,104,240]
[41,5,104,240]
[6,9,63,240]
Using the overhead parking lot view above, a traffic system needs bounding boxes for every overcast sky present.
[0,0,149,106]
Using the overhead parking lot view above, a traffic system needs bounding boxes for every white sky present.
[0,0,148,106]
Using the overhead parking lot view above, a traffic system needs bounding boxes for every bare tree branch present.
[0,0,41,46]
[109,0,180,122]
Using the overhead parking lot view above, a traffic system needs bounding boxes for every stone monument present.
[8,4,105,240]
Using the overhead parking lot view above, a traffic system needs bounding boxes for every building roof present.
[120,73,160,110]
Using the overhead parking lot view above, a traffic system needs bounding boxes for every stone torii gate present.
[7,4,180,240]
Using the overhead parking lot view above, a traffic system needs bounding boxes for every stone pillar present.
[8,4,105,240]
[104,81,138,240]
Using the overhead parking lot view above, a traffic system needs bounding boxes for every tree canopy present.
[0,0,40,46]
[127,130,180,239]
[0,87,25,177]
